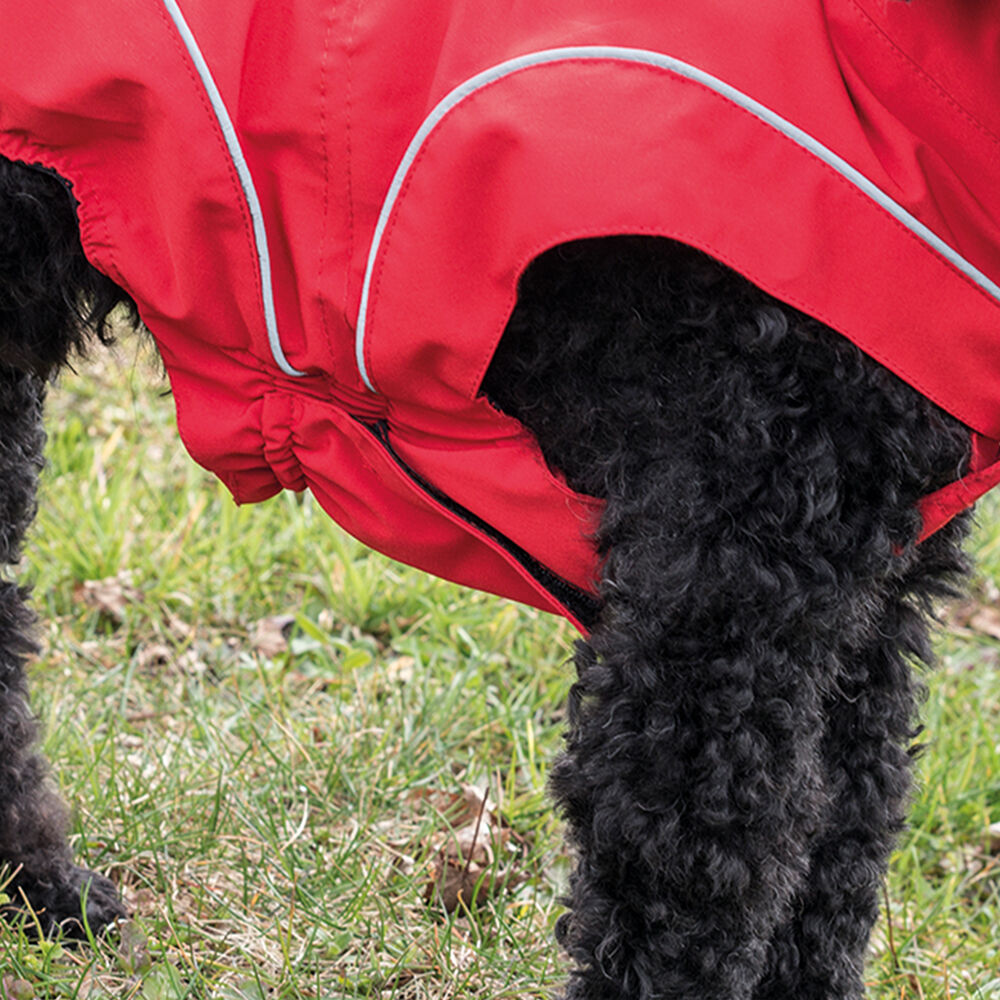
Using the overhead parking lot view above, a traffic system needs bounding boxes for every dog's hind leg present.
[0,362,125,936]
[550,453,968,999]
[550,486,841,999]
[753,519,969,1000]
[491,274,837,995]
[483,237,972,999]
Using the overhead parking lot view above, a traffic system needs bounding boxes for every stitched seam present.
[342,0,363,334]
[153,2,263,315]
[316,5,336,360]
[846,0,1000,150]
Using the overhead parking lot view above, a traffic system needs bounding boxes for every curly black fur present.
[484,238,971,998]
[0,153,976,996]
[0,158,133,379]
[0,160,128,935]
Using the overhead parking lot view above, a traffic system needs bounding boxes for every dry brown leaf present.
[116,919,152,974]
[408,787,465,821]
[1,977,34,1000]
[968,605,1000,641]
[441,817,511,867]
[385,655,416,684]
[410,783,499,827]
[424,856,526,912]
[987,821,1000,855]
[178,648,211,676]
[135,642,173,670]
[459,782,497,821]
[424,857,493,911]
[251,614,296,658]
[419,782,523,912]
[163,607,194,640]
[73,570,143,623]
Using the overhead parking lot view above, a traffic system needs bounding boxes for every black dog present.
[0,149,975,998]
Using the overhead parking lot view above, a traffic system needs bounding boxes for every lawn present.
[4,347,1000,997]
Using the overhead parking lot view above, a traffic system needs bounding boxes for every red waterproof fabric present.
[1,0,999,629]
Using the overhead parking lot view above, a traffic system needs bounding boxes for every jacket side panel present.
[359,57,1000,576]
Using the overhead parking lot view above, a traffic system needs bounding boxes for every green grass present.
[4,349,1000,996]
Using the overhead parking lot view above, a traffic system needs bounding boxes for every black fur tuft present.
[0,158,135,379]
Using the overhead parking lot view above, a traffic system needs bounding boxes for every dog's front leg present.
[0,362,125,935]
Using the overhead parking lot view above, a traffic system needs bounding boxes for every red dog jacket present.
[2,0,999,629]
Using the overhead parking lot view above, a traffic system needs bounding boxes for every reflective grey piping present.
[161,0,305,377]
[355,45,1000,392]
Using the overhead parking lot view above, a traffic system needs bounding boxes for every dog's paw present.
[54,865,127,938]
[3,863,127,938]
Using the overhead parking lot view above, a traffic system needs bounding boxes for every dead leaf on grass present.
[162,607,194,641]
[385,654,416,684]
[426,856,495,911]
[968,605,1000,642]
[135,642,173,670]
[420,783,524,912]
[177,648,211,676]
[74,570,143,624]
[1,977,34,1000]
[410,783,502,829]
[117,919,152,975]
[251,614,296,658]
